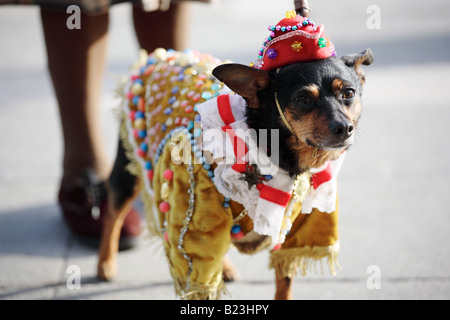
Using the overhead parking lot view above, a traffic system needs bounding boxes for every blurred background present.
[0,0,449,299]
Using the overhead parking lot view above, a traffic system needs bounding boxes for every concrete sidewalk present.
[1,0,450,300]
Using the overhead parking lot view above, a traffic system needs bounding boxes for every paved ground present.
[1,0,450,300]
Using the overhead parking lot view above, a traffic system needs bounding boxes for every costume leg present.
[270,199,341,279]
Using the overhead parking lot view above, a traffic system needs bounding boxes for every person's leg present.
[132,2,190,52]
[40,9,110,182]
[41,9,141,245]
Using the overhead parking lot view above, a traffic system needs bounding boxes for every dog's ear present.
[213,63,270,108]
[340,49,374,85]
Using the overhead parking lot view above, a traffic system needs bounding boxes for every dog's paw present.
[222,255,239,283]
[97,259,117,281]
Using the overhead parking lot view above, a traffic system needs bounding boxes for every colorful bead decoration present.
[259,14,317,63]
[272,244,281,251]
[291,41,303,52]
[122,48,240,283]
[230,224,244,240]
[125,50,217,285]
[318,37,327,48]
[285,10,297,19]
[318,37,331,49]
[252,11,336,71]
[123,48,224,193]
[159,201,171,213]
[267,48,278,59]
[147,169,154,181]
[163,169,174,181]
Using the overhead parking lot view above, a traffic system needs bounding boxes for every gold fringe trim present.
[269,241,341,278]
[172,274,228,300]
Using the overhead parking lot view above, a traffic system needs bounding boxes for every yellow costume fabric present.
[270,203,340,278]
[119,49,340,299]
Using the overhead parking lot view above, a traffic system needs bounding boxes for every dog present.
[97,12,373,300]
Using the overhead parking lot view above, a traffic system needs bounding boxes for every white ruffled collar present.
[197,92,345,246]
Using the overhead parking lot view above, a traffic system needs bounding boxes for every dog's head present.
[213,49,374,175]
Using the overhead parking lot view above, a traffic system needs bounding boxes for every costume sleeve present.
[269,197,340,278]
[154,139,233,299]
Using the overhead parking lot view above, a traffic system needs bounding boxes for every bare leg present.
[40,9,110,182]
[41,10,141,245]
[132,3,190,52]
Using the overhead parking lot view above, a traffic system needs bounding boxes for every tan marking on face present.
[332,78,345,96]
[285,134,342,173]
[332,78,362,126]
[304,84,320,100]
[339,91,362,128]
[284,109,342,172]
[349,95,362,123]
[285,109,317,145]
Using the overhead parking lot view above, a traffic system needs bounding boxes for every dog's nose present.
[329,121,354,140]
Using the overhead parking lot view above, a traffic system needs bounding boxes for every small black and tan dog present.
[97,13,373,300]
[215,51,373,177]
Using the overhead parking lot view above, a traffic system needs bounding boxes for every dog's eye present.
[342,88,355,100]
[293,95,312,106]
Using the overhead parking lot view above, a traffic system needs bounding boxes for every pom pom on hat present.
[252,11,336,71]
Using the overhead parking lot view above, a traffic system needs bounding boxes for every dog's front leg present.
[97,200,125,280]
[97,138,140,281]
[275,273,293,300]
[222,255,239,282]
[97,182,140,281]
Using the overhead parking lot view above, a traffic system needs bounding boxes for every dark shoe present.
[58,169,141,250]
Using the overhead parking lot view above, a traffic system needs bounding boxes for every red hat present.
[252,11,336,71]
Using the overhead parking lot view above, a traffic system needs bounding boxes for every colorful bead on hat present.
[252,11,336,71]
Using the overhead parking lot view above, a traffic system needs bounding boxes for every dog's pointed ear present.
[341,49,374,85]
[213,63,270,108]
